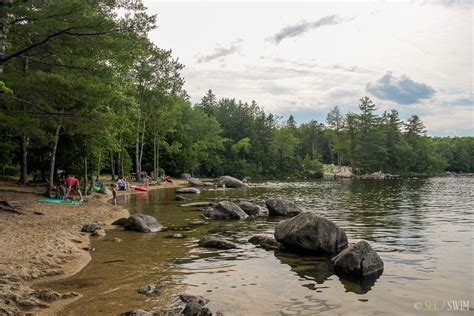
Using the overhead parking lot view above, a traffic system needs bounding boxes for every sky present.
[144,0,473,136]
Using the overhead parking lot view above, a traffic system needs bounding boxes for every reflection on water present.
[44,177,474,315]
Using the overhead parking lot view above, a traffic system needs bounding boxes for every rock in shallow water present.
[218,175,249,189]
[188,178,203,187]
[182,302,211,316]
[179,295,212,316]
[176,188,201,194]
[81,223,101,233]
[123,214,164,233]
[137,284,161,297]
[238,201,267,217]
[248,234,282,250]
[202,201,248,220]
[332,240,384,277]
[198,236,237,249]
[175,195,189,201]
[274,212,348,254]
[265,199,302,217]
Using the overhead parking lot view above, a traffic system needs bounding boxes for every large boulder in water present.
[176,187,201,194]
[188,178,203,187]
[123,214,164,233]
[202,201,248,220]
[274,212,348,254]
[266,198,302,217]
[198,236,237,249]
[332,240,384,277]
[238,201,268,217]
[218,176,249,189]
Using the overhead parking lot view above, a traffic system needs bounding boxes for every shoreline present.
[0,180,185,315]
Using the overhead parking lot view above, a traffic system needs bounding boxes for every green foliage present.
[0,81,12,94]
[300,157,324,179]
[0,2,469,184]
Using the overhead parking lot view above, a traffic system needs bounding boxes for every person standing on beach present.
[111,184,117,205]
[64,175,83,202]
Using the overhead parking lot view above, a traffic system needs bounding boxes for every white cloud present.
[145,1,473,136]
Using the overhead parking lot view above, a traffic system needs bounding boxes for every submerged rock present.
[123,214,164,233]
[218,176,249,189]
[265,199,302,217]
[332,240,384,277]
[120,310,154,316]
[179,294,209,306]
[175,195,189,201]
[137,284,161,297]
[238,201,267,217]
[180,202,214,208]
[274,212,348,254]
[176,188,201,194]
[81,224,101,233]
[202,201,248,220]
[32,289,78,302]
[248,234,282,251]
[198,236,237,249]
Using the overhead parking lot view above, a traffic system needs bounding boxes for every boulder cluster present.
[109,176,383,316]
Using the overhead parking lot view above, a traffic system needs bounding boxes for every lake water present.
[46,176,474,315]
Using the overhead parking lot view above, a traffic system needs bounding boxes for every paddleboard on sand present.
[39,198,81,205]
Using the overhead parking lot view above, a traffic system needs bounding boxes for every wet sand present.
[0,181,184,315]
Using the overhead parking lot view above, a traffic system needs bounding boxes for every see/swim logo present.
[414,300,470,312]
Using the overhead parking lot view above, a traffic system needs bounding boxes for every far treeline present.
[0,1,472,187]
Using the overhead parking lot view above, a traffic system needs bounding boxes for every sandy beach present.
[0,181,183,315]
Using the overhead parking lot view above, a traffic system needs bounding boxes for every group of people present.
[53,175,83,202]
[52,172,170,203]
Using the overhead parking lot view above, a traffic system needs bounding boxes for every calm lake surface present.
[46,176,474,315]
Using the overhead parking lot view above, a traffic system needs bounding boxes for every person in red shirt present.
[64,175,83,202]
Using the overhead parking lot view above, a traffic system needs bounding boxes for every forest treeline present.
[0,1,472,186]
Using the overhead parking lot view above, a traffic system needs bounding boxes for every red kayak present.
[131,185,147,191]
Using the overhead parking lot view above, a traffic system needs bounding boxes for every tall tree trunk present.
[19,135,29,184]
[328,139,334,164]
[153,135,156,179]
[138,119,146,175]
[48,124,61,187]
[110,151,116,180]
[311,139,316,160]
[135,130,140,177]
[120,153,124,177]
[96,151,102,181]
[156,141,160,178]
[83,155,88,194]
[0,0,13,75]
